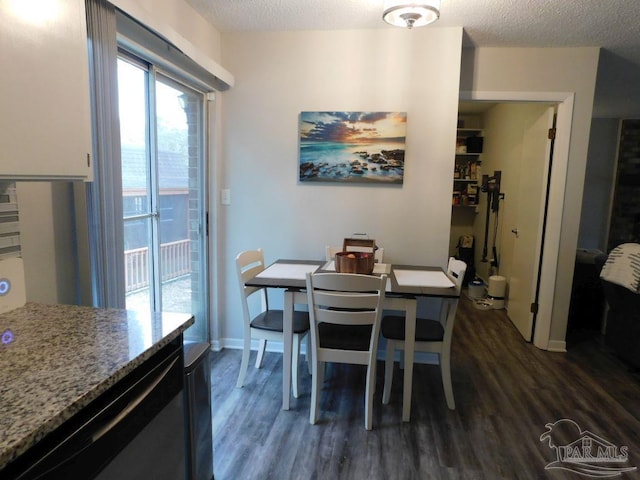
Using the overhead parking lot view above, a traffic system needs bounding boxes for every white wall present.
[460,47,600,345]
[579,118,619,251]
[218,28,464,342]
[111,0,223,64]
[593,51,640,118]
[17,182,78,304]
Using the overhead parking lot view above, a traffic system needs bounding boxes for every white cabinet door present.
[0,0,92,180]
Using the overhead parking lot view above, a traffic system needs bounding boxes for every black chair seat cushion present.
[382,315,444,342]
[251,309,310,334]
[318,323,372,351]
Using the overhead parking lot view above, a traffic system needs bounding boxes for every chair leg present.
[255,338,267,368]
[236,336,252,388]
[306,333,312,375]
[292,335,300,398]
[382,340,396,405]
[310,360,323,425]
[365,360,376,430]
[440,351,455,410]
[317,359,325,389]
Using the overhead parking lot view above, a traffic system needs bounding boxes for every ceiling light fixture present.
[382,0,440,29]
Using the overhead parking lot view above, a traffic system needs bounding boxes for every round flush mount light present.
[382,0,440,29]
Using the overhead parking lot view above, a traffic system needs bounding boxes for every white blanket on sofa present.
[600,243,640,293]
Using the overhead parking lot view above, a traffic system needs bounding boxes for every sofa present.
[596,245,640,369]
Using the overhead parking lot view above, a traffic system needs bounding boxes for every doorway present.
[456,92,574,350]
[117,54,209,343]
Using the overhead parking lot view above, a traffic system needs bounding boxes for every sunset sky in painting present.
[300,111,406,144]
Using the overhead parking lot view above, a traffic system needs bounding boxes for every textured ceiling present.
[184,0,640,116]
[186,0,640,60]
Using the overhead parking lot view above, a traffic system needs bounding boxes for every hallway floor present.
[209,296,640,479]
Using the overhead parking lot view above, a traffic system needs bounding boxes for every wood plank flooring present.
[210,296,640,479]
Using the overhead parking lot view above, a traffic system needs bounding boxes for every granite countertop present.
[0,302,194,470]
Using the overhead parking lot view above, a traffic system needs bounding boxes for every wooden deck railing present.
[124,239,191,292]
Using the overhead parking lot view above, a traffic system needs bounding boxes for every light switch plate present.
[221,189,231,206]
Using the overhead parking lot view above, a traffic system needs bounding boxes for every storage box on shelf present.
[453,129,483,207]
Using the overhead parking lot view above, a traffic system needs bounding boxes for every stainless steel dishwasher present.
[8,338,186,480]
[183,341,214,480]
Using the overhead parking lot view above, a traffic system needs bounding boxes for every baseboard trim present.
[546,339,567,352]
[218,337,440,364]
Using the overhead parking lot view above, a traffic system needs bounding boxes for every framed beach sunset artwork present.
[299,111,407,184]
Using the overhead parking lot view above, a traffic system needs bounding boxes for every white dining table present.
[246,259,460,422]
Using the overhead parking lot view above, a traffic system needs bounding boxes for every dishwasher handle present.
[91,356,178,443]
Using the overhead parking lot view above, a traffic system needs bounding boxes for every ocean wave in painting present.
[299,142,404,183]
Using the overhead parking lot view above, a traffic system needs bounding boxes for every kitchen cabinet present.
[452,129,483,207]
[0,0,93,181]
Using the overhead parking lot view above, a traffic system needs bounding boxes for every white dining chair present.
[381,257,467,410]
[305,272,386,430]
[235,249,310,395]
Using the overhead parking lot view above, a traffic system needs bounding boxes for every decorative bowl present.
[334,251,375,274]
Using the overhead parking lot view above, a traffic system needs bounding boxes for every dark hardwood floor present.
[210,296,640,479]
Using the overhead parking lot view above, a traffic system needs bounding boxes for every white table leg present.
[402,298,417,422]
[282,290,294,410]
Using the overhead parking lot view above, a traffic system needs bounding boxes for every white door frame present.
[460,90,575,351]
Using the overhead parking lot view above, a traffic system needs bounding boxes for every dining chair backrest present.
[236,248,269,314]
[441,256,467,335]
[306,273,386,357]
[447,257,467,294]
[342,237,376,252]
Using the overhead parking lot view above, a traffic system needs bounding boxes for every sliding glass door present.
[117,55,208,342]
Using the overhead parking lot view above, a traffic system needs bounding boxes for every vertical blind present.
[85,0,126,308]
